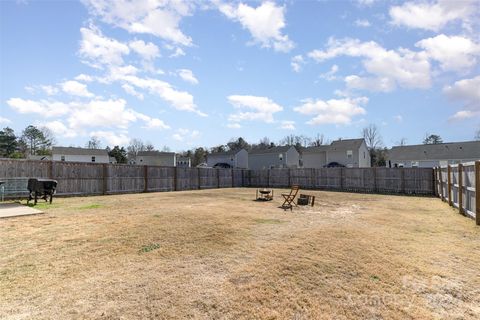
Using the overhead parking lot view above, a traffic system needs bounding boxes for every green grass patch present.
[139,243,161,253]
[77,204,103,210]
[26,202,57,209]
[254,218,285,224]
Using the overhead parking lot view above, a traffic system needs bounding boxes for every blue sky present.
[1,0,479,151]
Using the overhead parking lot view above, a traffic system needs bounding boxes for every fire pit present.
[256,188,273,201]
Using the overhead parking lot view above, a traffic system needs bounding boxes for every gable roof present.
[388,141,480,161]
[208,149,245,157]
[249,146,295,155]
[137,151,175,157]
[52,146,108,156]
[301,145,330,154]
[329,138,365,151]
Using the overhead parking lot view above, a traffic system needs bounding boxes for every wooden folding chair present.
[281,185,300,211]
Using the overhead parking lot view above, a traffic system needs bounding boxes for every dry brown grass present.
[1,188,479,319]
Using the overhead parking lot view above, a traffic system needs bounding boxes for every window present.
[91,156,96,162]
[61,156,65,161]
[347,150,353,158]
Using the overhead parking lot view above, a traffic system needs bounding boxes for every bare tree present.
[145,142,155,151]
[309,133,328,147]
[127,138,146,161]
[86,136,102,149]
[423,133,442,144]
[396,138,407,146]
[362,124,383,150]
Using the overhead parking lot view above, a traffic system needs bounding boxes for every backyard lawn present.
[0,188,479,319]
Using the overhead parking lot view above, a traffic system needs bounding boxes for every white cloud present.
[219,1,294,52]
[356,0,378,6]
[291,55,305,72]
[227,95,283,124]
[121,84,144,100]
[177,69,199,85]
[129,39,160,60]
[129,110,170,130]
[112,74,206,116]
[172,128,200,141]
[169,47,185,58]
[79,24,130,68]
[389,0,478,32]
[0,116,11,124]
[82,0,194,46]
[41,120,77,138]
[443,76,480,120]
[319,64,339,81]
[308,38,431,91]
[355,19,371,27]
[345,75,396,92]
[40,85,59,96]
[61,80,94,97]
[280,120,295,130]
[90,130,130,146]
[294,96,368,125]
[415,34,480,73]
[226,123,242,129]
[74,74,94,82]
[394,115,403,123]
[6,98,70,118]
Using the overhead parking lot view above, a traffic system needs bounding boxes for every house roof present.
[301,145,330,154]
[329,138,365,151]
[208,149,245,157]
[388,141,480,161]
[52,146,108,156]
[249,146,295,155]
[137,151,175,156]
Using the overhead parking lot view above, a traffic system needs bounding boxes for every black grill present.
[27,178,57,205]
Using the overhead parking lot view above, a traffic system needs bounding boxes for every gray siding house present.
[207,149,248,168]
[248,146,300,170]
[52,147,109,163]
[301,138,371,168]
[136,151,176,166]
[387,141,480,168]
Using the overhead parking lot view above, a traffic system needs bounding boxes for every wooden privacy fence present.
[1,159,435,198]
[435,161,480,225]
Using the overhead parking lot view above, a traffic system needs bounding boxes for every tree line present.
[2,123,472,167]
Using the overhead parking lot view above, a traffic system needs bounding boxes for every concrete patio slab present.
[0,203,43,218]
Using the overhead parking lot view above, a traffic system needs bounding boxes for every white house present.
[248,146,300,170]
[176,156,191,167]
[302,138,371,168]
[387,141,480,168]
[52,146,110,163]
[207,149,248,168]
[136,151,176,166]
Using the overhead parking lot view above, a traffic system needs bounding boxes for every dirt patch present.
[0,188,479,319]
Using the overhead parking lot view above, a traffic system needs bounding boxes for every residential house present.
[206,149,248,168]
[301,138,371,168]
[176,156,191,167]
[27,155,51,161]
[52,147,109,163]
[136,151,176,166]
[387,141,480,168]
[248,146,299,170]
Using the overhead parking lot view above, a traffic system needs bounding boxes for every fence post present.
[433,167,437,197]
[267,169,270,188]
[231,168,234,188]
[288,168,291,187]
[102,163,108,195]
[475,161,480,226]
[447,165,452,206]
[400,168,405,194]
[439,167,444,200]
[458,164,463,215]
[373,167,377,193]
[340,168,344,190]
[172,166,176,191]
[197,168,201,189]
[48,160,54,180]
[217,169,220,188]
[144,165,148,193]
